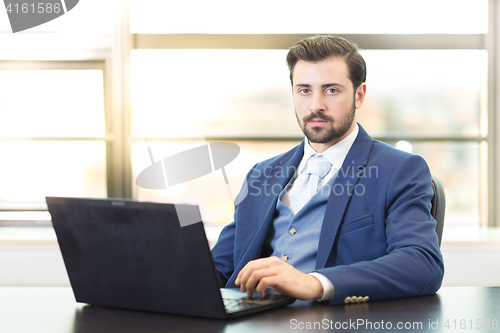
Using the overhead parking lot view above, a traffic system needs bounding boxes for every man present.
[211,35,444,305]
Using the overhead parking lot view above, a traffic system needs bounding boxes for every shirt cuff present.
[309,272,335,302]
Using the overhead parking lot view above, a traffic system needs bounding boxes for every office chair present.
[430,175,445,247]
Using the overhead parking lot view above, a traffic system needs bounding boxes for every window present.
[2,0,498,227]
[129,0,493,226]
[358,50,487,225]
[130,0,487,34]
[0,63,108,221]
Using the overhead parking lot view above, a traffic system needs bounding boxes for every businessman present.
[210,35,444,305]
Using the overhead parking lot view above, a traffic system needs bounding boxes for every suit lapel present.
[316,125,374,269]
[257,140,305,227]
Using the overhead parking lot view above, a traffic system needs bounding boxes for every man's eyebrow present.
[294,83,345,88]
[322,83,344,89]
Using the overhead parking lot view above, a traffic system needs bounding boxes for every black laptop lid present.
[47,197,227,318]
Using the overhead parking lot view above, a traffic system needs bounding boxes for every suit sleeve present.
[314,154,444,305]
[210,164,258,287]
[211,221,236,287]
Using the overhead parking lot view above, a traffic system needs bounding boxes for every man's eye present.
[299,89,309,94]
[327,88,337,94]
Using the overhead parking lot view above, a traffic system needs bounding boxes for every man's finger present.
[235,257,278,291]
[243,266,277,297]
[255,276,281,298]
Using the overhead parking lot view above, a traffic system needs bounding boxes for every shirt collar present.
[300,123,359,173]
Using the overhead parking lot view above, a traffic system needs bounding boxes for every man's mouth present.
[307,119,328,126]
[303,113,333,126]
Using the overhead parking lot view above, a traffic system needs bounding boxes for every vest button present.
[281,254,289,262]
[289,228,297,235]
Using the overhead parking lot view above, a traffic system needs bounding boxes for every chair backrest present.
[430,175,445,247]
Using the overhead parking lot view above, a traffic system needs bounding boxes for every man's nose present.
[309,92,326,113]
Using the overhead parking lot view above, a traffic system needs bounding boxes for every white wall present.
[1,227,500,287]
[441,243,500,286]
[0,243,69,286]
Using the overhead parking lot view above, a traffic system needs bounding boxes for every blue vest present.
[263,176,335,273]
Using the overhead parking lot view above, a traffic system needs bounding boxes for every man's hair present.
[286,35,366,90]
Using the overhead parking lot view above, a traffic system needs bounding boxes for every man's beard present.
[296,98,356,144]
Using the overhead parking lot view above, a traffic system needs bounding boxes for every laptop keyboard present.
[223,298,269,313]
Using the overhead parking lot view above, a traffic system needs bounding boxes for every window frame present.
[130,30,496,226]
[0,60,114,214]
[1,0,498,227]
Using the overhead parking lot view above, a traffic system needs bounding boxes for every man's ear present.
[355,83,367,109]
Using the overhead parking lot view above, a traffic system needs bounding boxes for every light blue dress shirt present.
[270,124,359,301]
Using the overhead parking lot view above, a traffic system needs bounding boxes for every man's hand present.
[234,256,323,300]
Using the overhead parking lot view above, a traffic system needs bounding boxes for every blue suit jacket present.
[211,124,444,305]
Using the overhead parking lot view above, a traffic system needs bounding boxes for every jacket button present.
[289,228,297,235]
[281,255,289,262]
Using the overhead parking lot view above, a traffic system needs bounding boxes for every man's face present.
[292,57,366,152]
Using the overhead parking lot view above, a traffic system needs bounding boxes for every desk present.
[1,287,499,333]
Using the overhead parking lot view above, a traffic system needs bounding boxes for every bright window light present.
[0,70,105,137]
[131,0,488,34]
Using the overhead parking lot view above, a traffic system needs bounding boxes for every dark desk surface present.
[1,287,499,333]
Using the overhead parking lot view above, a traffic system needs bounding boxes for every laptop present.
[46,197,295,319]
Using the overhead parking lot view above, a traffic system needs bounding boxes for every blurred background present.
[2,0,500,289]
[0,0,496,228]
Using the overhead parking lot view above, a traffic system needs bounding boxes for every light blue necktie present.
[289,155,332,215]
